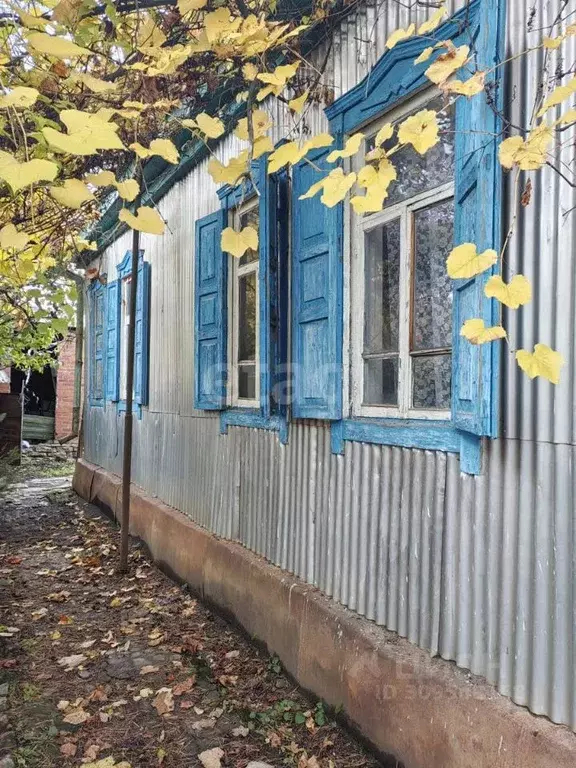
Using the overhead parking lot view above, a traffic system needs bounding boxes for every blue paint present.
[194,210,227,409]
[291,132,343,421]
[88,280,105,407]
[115,251,151,415]
[105,280,121,402]
[324,0,505,473]
[205,156,289,442]
[220,409,289,444]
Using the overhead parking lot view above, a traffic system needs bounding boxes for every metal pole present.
[119,227,139,573]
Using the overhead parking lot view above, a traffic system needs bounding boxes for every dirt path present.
[0,478,385,768]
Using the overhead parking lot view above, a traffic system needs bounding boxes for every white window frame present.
[119,274,131,402]
[228,197,260,408]
[346,90,455,421]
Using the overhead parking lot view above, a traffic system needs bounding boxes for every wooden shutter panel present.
[291,148,343,420]
[91,284,105,404]
[134,261,151,406]
[194,210,227,410]
[105,280,121,402]
[451,7,504,439]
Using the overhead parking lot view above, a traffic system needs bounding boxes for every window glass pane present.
[239,205,259,265]
[238,364,256,400]
[367,97,454,207]
[412,354,451,409]
[364,357,398,406]
[238,271,257,362]
[363,218,401,355]
[412,199,454,352]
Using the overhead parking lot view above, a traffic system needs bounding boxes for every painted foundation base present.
[74,458,576,768]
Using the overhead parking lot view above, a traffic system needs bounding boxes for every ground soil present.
[0,476,385,768]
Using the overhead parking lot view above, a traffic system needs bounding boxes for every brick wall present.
[55,333,78,439]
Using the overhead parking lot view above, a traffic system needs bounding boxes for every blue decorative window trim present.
[88,279,106,408]
[323,0,505,475]
[113,249,151,419]
[193,157,290,442]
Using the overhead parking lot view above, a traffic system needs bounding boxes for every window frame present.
[349,176,455,421]
[228,196,261,409]
[88,279,105,408]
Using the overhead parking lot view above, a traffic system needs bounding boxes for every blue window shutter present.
[105,280,120,402]
[194,210,227,410]
[291,147,343,420]
[258,159,274,418]
[134,261,151,406]
[90,284,105,404]
[451,6,504,439]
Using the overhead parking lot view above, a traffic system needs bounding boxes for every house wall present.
[83,0,576,732]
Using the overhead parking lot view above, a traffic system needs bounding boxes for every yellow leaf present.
[321,169,357,207]
[119,206,165,235]
[443,71,485,97]
[234,109,271,141]
[302,133,334,152]
[418,6,446,35]
[484,274,532,309]
[115,179,140,202]
[204,8,234,43]
[350,188,387,214]
[543,34,564,49]
[207,151,249,185]
[299,178,325,201]
[498,125,553,171]
[50,178,95,209]
[72,73,118,93]
[0,224,32,251]
[195,112,225,139]
[267,141,304,173]
[288,91,308,114]
[17,10,50,30]
[85,171,116,187]
[43,109,124,155]
[252,136,274,159]
[446,243,497,279]
[460,318,507,345]
[385,24,415,50]
[425,44,469,85]
[177,0,207,14]
[374,123,394,147]
[150,138,179,164]
[414,46,435,65]
[27,32,90,59]
[242,63,258,80]
[516,344,564,384]
[256,63,299,99]
[0,86,39,109]
[0,151,58,192]
[536,76,576,117]
[397,109,439,154]
[129,139,179,164]
[327,133,364,162]
[221,226,258,258]
[558,108,576,125]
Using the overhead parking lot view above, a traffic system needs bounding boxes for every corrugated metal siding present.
[84,0,576,732]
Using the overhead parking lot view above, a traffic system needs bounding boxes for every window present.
[119,275,131,401]
[229,199,260,407]
[350,94,455,420]
[89,281,105,406]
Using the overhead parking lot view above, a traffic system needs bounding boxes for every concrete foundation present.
[74,457,576,768]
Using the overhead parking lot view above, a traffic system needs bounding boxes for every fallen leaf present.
[31,607,48,620]
[198,747,224,768]
[172,676,196,696]
[63,707,91,724]
[232,725,250,737]
[140,665,159,675]
[225,650,240,659]
[191,718,216,730]
[58,654,86,670]
[153,688,174,716]
[60,742,77,757]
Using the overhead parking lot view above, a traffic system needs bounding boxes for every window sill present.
[330,418,482,474]
[117,401,143,419]
[220,409,288,444]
